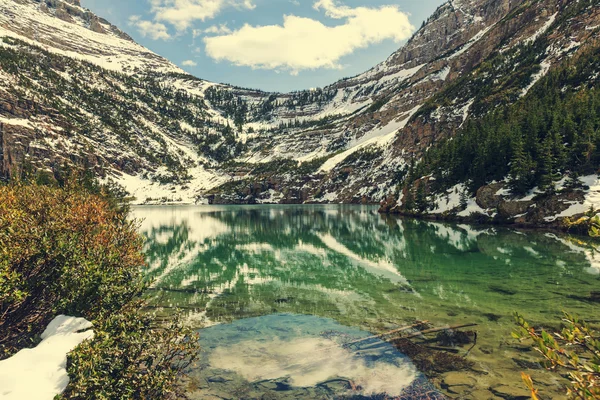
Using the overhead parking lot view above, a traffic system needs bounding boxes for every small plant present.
[589,215,600,238]
[61,303,198,400]
[513,312,600,399]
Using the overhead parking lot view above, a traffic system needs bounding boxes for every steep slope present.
[209,0,599,211]
[0,0,599,220]
[378,0,600,229]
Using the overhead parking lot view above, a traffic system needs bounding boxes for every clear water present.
[132,205,600,399]
[191,313,444,399]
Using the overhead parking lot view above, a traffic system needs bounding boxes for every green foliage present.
[414,43,600,198]
[0,183,200,399]
[513,312,600,399]
[60,303,198,400]
[0,183,146,356]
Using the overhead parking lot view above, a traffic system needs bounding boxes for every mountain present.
[0,0,599,227]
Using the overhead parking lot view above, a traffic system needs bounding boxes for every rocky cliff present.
[0,0,598,227]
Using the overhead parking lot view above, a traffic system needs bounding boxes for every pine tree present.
[537,135,555,193]
[459,189,468,210]
[565,170,582,190]
[508,137,533,195]
[403,185,415,213]
[415,182,428,214]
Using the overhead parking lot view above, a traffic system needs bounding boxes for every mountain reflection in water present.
[133,205,600,328]
[132,205,600,398]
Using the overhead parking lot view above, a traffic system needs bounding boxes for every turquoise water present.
[132,205,600,399]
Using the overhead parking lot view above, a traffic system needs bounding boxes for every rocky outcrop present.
[497,199,534,220]
[0,123,33,178]
[476,183,505,209]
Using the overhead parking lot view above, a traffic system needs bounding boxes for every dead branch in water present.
[402,323,478,339]
[342,321,430,348]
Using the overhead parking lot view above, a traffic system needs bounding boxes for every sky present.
[81,0,446,92]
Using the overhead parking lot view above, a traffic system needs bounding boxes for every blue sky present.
[81,0,445,92]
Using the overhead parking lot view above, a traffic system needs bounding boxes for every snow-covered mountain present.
[0,0,598,221]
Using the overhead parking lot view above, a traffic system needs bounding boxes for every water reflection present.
[189,313,445,400]
[132,205,600,330]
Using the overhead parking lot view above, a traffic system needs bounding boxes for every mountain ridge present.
[1,0,599,228]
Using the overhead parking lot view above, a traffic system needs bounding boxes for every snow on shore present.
[0,316,94,400]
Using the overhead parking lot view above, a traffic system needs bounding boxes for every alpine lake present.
[131,205,600,400]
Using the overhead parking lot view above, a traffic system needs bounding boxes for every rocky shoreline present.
[379,181,598,235]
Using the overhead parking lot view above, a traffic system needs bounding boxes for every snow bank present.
[545,175,600,221]
[0,316,94,400]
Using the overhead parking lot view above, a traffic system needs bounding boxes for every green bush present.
[513,312,600,399]
[0,183,200,399]
[61,303,198,400]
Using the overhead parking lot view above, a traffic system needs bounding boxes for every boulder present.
[497,200,534,219]
[476,183,505,209]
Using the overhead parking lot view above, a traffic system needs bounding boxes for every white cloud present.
[150,0,255,31]
[203,0,414,74]
[202,24,233,35]
[128,15,171,40]
[182,60,198,66]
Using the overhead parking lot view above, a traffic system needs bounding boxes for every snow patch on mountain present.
[0,0,181,74]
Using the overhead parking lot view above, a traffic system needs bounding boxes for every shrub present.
[513,312,600,399]
[0,182,200,399]
[0,183,145,356]
[61,303,198,400]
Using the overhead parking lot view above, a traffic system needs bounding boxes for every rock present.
[512,357,542,370]
[476,183,505,209]
[379,195,398,213]
[207,375,232,383]
[55,6,75,23]
[443,371,477,389]
[90,17,106,34]
[526,190,586,224]
[489,384,530,399]
[468,389,498,399]
[497,200,534,219]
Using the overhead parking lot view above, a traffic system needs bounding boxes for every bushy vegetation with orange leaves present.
[0,183,145,355]
[514,313,600,399]
[0,182,198,399]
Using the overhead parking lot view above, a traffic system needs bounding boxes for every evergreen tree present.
[508,137,534,195]
[403,185,415,213]
[565,170,583,190]
[537,135,555,193]
[415,182,428,214]
[459,189,468,210]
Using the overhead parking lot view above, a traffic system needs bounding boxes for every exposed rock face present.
[89,17,106,34]
[497,200,534,220]
[476,183,505,209]
[0,123,33,178]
